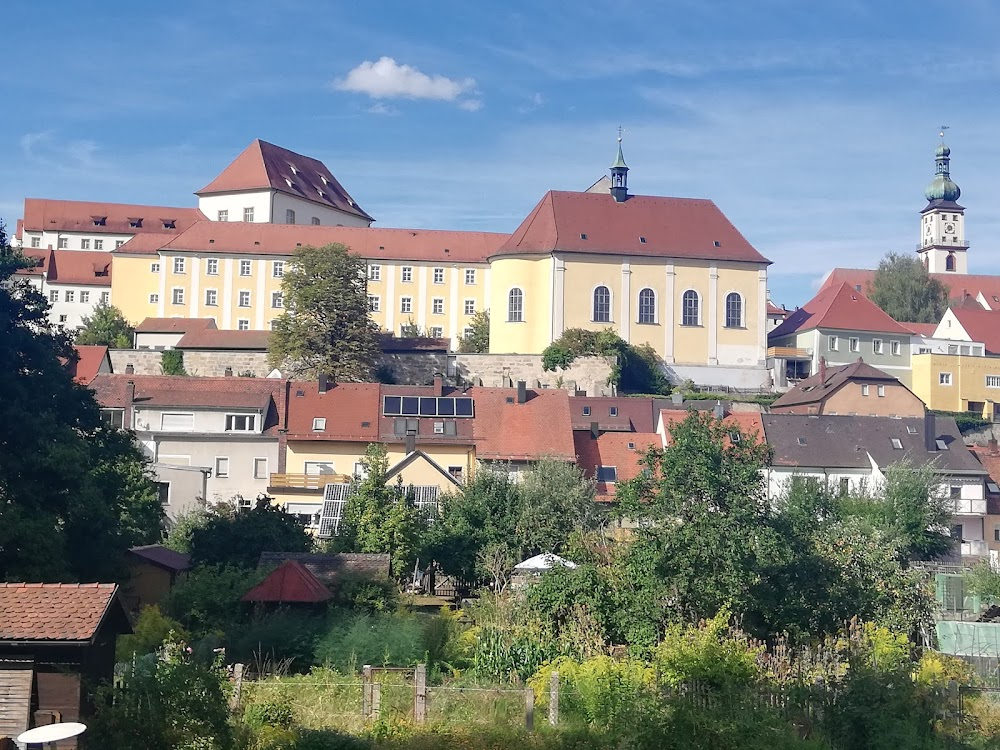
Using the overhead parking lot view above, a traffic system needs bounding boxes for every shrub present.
[228,609,326,671]
[540,328,669,394]
[161,349,187,376]
[164,564,267,637]
[653,609,761,689]
[314,612,425,670]
[116,605,190,662]
[331,572,399,613]
[244,696,295,730]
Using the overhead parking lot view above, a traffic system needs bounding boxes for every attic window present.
[582,406,591,416]
[92,216,107,226]
[254,241,261,246]
[320,175,328,185]
[296,243,302,247]
[713,241,721,247]
[128,218,143,228]
[312,418,326,431]
[318,188,325,198]
[730,432,742,443]
[891,438,903,449]
[936,439,949,450]
[596,466,617,483]
[796,437,807,446]
[639,236,647,244]
[162,219,176,229]
[361,421,371,428]
[289,164,298,174]
[285,178,294,188]
[209,239,215,244]
[627,442,636,450]
[580,233,588,240]
[295,389,305,397]
[855,284,862,292]
[990,482,1000,493]
[906,426,918,434]
[609,406,619,417]
[506,396,515,404]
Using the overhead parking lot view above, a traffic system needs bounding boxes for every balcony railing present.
[961,540,989,558]
[767,346,812,360]
[268,473,351,490]
[954,498,987,516]
[916,240,971,250]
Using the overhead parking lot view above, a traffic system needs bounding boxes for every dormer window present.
[289,164,298,174]
[580,233,588,240]
[92,216,107,226]
[639,236,647,244]
[128,218,143,228]
[312,418,326,431]
[161,219,176,229]
[285,178,294,188]
[320,174,328,185]
[318,188,325,198]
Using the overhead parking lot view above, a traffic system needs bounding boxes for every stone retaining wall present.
[109,349,272,377]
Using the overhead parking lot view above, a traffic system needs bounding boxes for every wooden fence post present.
[548,670,559,726]
[230,663,244,713]
[362,665,372,719]
[525,688,535,731]
[414,664,427,723]
[371,681,382,721]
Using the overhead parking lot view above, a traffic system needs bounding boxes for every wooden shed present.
[241,560,333,604]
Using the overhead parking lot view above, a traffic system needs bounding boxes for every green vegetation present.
[541,328,670,394]
[190,501,313,568]
[268,243,381,380]
[868,250,950,324]
[75,299,135,348]
[161,348,188,375]
[931,409,991,434]
[458,310,490,353]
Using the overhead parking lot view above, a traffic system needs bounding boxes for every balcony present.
[767,346,812,360]
[268,473,352,494]
[954,498,987,516]
[961,539,989,558]
[916,240,971,251]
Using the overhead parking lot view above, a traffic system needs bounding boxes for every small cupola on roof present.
[610,133,629,203]
[924,129,962,205]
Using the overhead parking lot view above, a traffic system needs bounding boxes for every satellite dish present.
[17,721,87,745]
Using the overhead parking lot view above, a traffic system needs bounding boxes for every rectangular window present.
[101,292,109,303]
[596,466,618,483]
[401,266,413,283]
[215,457,229,478]
[583,406,591,416]
[368,295,380,312]
[172,288,184,305]
[94,239,103,250]
[305,461,335,475]
[272,261,284,278]
[862,384,870,396]
[243,207,254,222]
[464,299,475,316]
[449,466,465,483]
[100,408,125,429]
[940,372,953,385]
[58,314,67,323]
[49,290,59,302]
[80,291,89,303]
[368,264,381,281]
[81,239,90,250]
[890,340,901,356]
[239,290,251,307]
[829,336,838,351]
[429,326,443,338]
[873,339,883,354]
[950,485,962,499]
[30,236,40,248]
[849,337,860,353]
[58,237,68,249]
[432,298,444,315]
[285,209,295,224]
[205,289,217,306]
[311,217,320,226]
[149,293,159,304]
[433,267,445,284]
[239,260,252,276]
[114,241,124,249]
[986,375,1000,388]
[151,262,160,273]
[271,291,283,308]
[400,297,412,313]
[839,477,850,496]
[173,257,185,274]
[206,259,219,275]
[877,385,885,397]
[65,291,75,303]
[465,269,476,285]
[312,418,327,431]
[155,482,170,506]
[161,412,194,431]
[225,414,256,432]
[218,209,228,221]
[237,319,250,330]
[994,525,1000,543]
[254,458,268,480]
[610,406,619,417]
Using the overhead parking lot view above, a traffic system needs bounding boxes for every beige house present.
[770,359,926,417]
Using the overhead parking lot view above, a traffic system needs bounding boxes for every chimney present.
[925,411,936,452]
[126,379,135,405]
[713,400,725,420]
[433,373,444,397]
[591,421,600,440]
[405,432,416,454]
[124,363,134,375]
[224,366,233,377]
[819,357,827,382]
[318,373,331,394]
[517,380,527,404]
[989,438,998,456]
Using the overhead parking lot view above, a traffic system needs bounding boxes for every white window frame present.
[49,290,59,302]
[849,337,860,353]
[400,297,413,314]
[80,291,90,304]
[272,261,285,278]
[873,338,883,354]
[464,299,476,316]
[986,375,1000,389]
[215,457,230,478]
[151,262,160,273]
[160,412,194,431]
[681,289,700,327]
[65,291,75,303]
[368,295,381,312]
[254,457,268,480]
[206,258,219,276]
[218,209,228,222]
[57,237,68,249]
[432,297,444,315]
[940,372,953,386]
[877,385,886,397]
[244,207,254,222]
[464,269,476,285]
[238,290,252,307]
[890,340,901,356]
[239,260,252,277]
[829,336,839,351]
[173,257,185,274]
[101,292,109,304]
[271,291,284,309]
[508,288,524,323]
[94,239,104,250]
[225,413,257,432]
[171,288,184,305]
[637,288,656,324]
[205,289,218,307]
[285,209,295,225]
[312,418,326,431]
[401,266,413,283]
[30,236,40,248]
[237,319,250,331]
[433,267,445,284]
[862,384,869,396]
[368,264,381,281]
[81,239,90,250]
[429,326,443,338]
[592,285,612,323]
[724,292,743,328]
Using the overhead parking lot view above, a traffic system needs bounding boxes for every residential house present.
[134,317,217,349]
[90,374,285,515]
[969,441,1000,564]
[67,345,112,384]
[123,545,192,612]
[767,301,789,331]
[770,359,925,417]
[762,413,989,558]
[0,583,132,746]
[768,282,913,387]
[16,249,113,328]
[655,404,766,449]
[574,429,660,501]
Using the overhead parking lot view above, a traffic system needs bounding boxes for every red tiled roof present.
[128,545,191,572]
[285,381,381,441]
[135,317,216,333]
[197,139,373,222]
[767,301,788,317]
[823,268,1000,310]
[241,560,332,603]
[70,345,109,384]
[15,249,50,276]
[658,409,765,447]
[176,329,270,350]
[494,190,770,264]
[970,444,1000,484]
[573,430,660,499]
[569,396,656,433]
[950,307,1000,355]
[14,249,112,286]
[21,198,204,235]
[0,583,123,642]
[114,220,507,263]
[900,322,938,336]
[14,217,23,240]
[470,387,576,461]
[769,282,910,338]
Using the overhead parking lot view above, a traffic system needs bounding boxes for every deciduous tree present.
[458,309,490,353]
[75,300,134,347]
[868,251,950,323]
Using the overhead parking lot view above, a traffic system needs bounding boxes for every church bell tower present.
[918,128,968,274]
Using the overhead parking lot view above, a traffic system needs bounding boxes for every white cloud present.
[334,56,476,104]
[366,102,399,116]
[20,130,100,172]
[457,98,483,112]
[516,92,544,114]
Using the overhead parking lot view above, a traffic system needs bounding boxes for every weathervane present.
[940,125,950,141]
[617,125,625,142]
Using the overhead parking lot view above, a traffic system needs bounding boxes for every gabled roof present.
[114,220,507,263]
[69,345,110,384]
[769,282,910,338]
[770,360,905,410]
[196,139,373,222]
[14,249,112,286]
[284,381,381,440]
[573,430,660,499]
[569,396,657,433]
[21,198,204,235]
[470,387,576,461]
[762,414,986,474]
[128,544,192,572]
[767,301,789,317]
[241,560,332,603]
[0,583,127,642]
[176,329,271,351]
[386,450,463,488]
[494,190,770,264]
[658,409,765,447]
[949,308,1000,355]
[900,322,938,336]
[135,317,217,334]
[822,268,1000,311]
[257,552,391,584]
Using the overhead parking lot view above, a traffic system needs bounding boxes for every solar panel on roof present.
[401,396,419,415]
[455,398,474,417]
[419,397,437,416]
[383,396,402,416]
[438,398,455,416]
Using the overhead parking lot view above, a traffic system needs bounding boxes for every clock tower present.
[917,131,967,274]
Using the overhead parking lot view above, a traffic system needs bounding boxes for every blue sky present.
[6,0,1000,307]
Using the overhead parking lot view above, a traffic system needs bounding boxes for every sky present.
[6,0,1000,307]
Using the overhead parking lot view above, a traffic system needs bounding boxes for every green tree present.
[325,443,429,577]
[75,299,134,347]
[867,251,950,323]
[517,458,601,554]
[542,327,669,394]
[160,349,187,375]
[189,501,312,569]
[267,243,380,380]
[458,309,490,353]
[0,224,161,582]
[163,506,211,553]
[163,564,268,636]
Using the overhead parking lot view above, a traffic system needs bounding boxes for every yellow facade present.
[911,353,1000,415]
[488,256,554,354]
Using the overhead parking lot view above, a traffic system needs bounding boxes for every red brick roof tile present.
[950,307,1000,355]
[241,560,332,603]
[470,387,576,461]
[573,430,660,499]
[176,329,271,350]
[69,345,109,384]
[769,282,910,338]
[0,583,122,642]
[569,396,656,433]
[823,268,1000,311]
[284,382,381,441]
[658,409,765,447]
[22,199,204,235]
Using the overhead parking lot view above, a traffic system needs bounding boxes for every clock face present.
[945,222,956,233]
